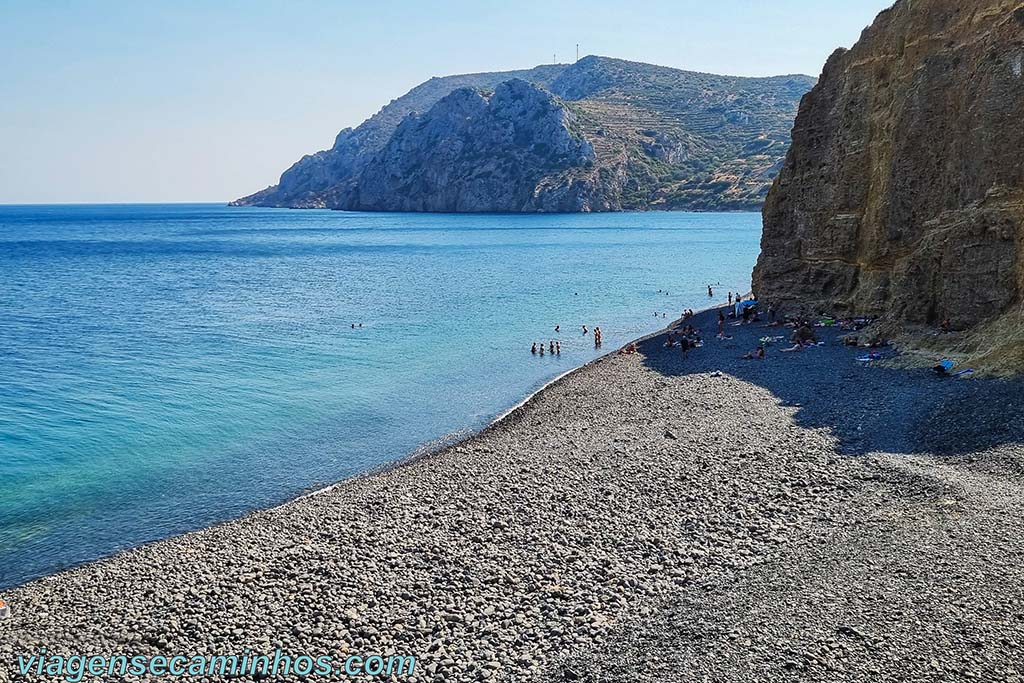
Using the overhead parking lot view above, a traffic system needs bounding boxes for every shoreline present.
[272,301,722,513]
[4,304,709,591]
[6,304,1022,681]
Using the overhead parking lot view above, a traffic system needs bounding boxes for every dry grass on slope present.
[886,309,1024,377]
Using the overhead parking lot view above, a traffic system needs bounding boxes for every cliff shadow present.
[640,307,1024,459]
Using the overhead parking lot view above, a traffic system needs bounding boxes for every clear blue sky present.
[0,1,894,204]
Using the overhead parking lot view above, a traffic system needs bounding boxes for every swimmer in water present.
[531,342,537,354]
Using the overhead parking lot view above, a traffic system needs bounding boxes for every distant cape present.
[232,56,814,213]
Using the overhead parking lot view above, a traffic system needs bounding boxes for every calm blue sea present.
[0,204,761,588]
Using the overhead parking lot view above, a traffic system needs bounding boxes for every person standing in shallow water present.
[728,292,733,305]
[531,342,537,355]
[708,285,714,298]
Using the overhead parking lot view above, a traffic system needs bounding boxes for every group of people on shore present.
[537,285,775,362]
[664,324,703,355]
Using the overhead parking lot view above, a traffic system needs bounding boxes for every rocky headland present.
[232,56,814,212]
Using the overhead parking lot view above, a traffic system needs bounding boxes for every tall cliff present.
[339,80,596,212]
[232,56,814,213]
[753,0,1024,328]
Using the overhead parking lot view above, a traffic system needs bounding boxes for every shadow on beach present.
[640,306,1024,459]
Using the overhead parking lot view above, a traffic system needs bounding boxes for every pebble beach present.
[3,306,1023,682]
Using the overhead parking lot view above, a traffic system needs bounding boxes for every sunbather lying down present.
[790,324,817,345]
[780,343,809,353]
[742,347,766,360]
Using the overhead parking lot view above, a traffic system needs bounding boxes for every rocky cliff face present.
[753,0,1024,327]
[234,65,567,209]
[343,80,595,212]
[233,56,814,213]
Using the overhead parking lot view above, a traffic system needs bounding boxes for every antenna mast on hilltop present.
[576,44,579,62]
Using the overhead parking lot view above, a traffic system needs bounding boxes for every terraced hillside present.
[233,56,814,212]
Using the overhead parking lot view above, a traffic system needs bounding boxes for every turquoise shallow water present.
[0,204,761,588]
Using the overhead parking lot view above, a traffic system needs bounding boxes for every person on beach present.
[728,292,733,305]
[743,346,766,360]
[531,342,537,354]
[781,325,816,353]
[718,311,726,337]
[790,324,816,346]
[683,335,700,356]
